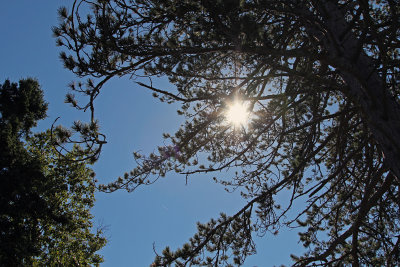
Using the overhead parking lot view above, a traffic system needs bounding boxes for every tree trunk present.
[315,0,400,180]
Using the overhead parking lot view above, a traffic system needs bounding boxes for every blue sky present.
[0,1,305,266]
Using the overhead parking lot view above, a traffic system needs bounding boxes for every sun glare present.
[225,100,249,127]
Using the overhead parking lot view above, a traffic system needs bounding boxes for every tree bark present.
[314,0,400,180]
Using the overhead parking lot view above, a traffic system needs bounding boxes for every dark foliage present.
[55,1,400,266]
[0,79,106,266]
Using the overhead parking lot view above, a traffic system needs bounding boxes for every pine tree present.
[54,1,400,265]
[0,79,106,266]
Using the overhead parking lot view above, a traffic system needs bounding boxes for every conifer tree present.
[55,1,400,265]
[0,79,106,266]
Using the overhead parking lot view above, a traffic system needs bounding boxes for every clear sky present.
[0,1,305,266]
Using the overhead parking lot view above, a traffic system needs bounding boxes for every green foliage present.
[0,79,47,134]
[0,79,106,266]
[56,1,400,266]
[0,79,49,264]
[28,132,107,266]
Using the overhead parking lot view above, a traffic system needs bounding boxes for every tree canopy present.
[55,0,400,266]
[0,79,106,266]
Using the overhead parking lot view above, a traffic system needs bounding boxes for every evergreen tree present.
[0,79,106,266]
[54,1,400,266]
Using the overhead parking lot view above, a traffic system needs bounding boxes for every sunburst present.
[225,100,249,127]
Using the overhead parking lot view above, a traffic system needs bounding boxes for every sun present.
[225,100,249,127]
